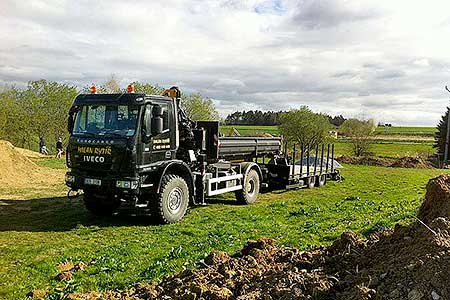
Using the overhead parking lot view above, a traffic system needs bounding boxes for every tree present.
[328,114,347,127]
[131,81,164,95]
[99,74,121,93]
[0,80,78,150]
[181,93,218,121]
[0,86,26,146]
[434,108,449,160]
[279,106,331,148]
[132,82,218,121]
[340,118,376,156]
[0,79,218,151]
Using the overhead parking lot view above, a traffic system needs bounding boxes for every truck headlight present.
[66,154,72,167]
[65,174,75,183]
[116,180,138,189]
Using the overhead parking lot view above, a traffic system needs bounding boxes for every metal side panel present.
[218,137,282,160]
[206,174,243,196]
[208,185,243,196]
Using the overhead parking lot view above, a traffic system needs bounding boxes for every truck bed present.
[196,121,282,161]
[218,137,282,160]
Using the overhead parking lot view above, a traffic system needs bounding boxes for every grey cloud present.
[0,45,79,59]
[332,70,359,79]
[292,0,381,29]
[374,70,406,79]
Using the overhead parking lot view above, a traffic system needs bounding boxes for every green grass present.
[220,125,279,136]
[0,164,448,299]
[220,125,436,158]
[220,125,436,137]
[33,158,67,169]
[334,141,435,158]
[374,126,436,136]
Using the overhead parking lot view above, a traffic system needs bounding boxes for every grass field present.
[334,141,434,158]
[374,126,436,136]
[220,125,436,158]
[0,159,448,299]
[220,125,436,137]
[220,125,279,136]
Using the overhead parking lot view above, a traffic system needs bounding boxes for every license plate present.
[84,178,101,186]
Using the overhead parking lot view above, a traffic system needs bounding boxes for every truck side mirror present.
[142,105,152,143]
[67,114,74,134]
[151,105,163,136]
[67,106,80,134]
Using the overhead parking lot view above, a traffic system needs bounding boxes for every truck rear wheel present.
[315,175,326,187]
[83,192,120,216]
[306,176,315,189]
[154,174,189,224]
[236,169,260,205]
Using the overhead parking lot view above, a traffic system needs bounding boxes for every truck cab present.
[65,89,189,221]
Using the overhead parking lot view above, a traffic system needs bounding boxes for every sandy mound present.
[54,175,450,300]
[0,140,62,188]
[15,146,50,159]
[337,155,433,169]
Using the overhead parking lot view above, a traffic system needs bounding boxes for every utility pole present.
[444,86,450,162]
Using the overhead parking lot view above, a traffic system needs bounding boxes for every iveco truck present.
[65,85,339,223]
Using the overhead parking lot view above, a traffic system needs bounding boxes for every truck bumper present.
[65,172,140,196]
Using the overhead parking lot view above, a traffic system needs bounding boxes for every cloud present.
[291,0,381,29]
[1,0,450,125]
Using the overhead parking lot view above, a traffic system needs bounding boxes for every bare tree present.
[340,118,376,156]
[100,74,121,93]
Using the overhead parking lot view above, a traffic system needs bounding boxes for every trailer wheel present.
[315,175,326,187]
[83,192,120,216]
[306,176,315,189]
[153,174,189,224]
[236,169,260,205]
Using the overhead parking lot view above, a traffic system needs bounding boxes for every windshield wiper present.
[78,132,96,137]
[101,131,124,137]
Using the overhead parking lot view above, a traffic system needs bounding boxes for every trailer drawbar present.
[65,86,340,223]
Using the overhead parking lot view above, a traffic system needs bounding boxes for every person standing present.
[56,137,63,158]
[39,137,49,155]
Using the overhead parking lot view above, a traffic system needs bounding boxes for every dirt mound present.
[15,146,50,159]
[0,140,62,189]
[418,174,450,224]
[71,223,450,300]
[337,155,433,168]
[62,175,450,300]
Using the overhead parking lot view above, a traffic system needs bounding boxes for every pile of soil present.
[15,146,50,159]
[0,140,62,189]
[337,155,434,169]
[418,174,450,224]
[66,174,450,300]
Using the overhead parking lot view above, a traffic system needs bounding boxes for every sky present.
[1,0,450,126]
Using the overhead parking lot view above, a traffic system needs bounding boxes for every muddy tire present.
[236,169,260,205]
[315,175,326,187]
[83,192,120,216]
[153,174,189,224]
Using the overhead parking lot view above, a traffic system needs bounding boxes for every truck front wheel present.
[236,169,260,205]
[154,174,189,224]
[83,192,120,216]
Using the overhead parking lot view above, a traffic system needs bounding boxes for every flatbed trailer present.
[65,86,340,224]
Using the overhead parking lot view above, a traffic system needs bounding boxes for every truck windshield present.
[73,105,139,137]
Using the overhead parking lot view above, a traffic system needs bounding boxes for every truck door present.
[140,101,176,165]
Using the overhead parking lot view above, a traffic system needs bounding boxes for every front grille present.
[77,162,113,172]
